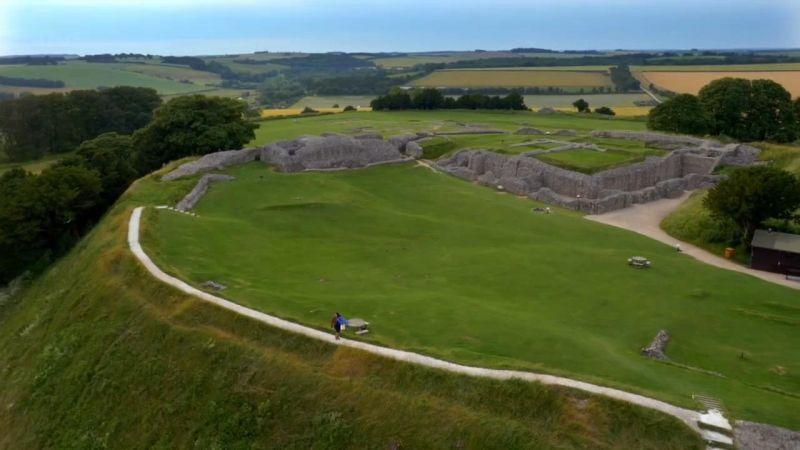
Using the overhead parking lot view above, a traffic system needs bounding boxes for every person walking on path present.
[331,312,346,340]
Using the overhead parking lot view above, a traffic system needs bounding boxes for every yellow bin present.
[724,247,736,259]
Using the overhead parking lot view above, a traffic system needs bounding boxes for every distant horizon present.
[4,47,800,59]
[2,0,799,56]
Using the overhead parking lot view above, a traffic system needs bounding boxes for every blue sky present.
[2,0,799,56]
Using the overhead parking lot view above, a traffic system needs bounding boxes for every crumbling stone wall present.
[162,148,259,181]
[437,146,725,213]
[176,174,235,211]
[260,134,408,172]
[162,133,427,181]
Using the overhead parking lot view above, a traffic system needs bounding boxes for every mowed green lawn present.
[143,162,800,428]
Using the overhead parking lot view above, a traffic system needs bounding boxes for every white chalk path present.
[586,192,800,290]
[128,206,706,434]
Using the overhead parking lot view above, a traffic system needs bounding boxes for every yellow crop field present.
[640,71,800,97]
[410,69,612,89]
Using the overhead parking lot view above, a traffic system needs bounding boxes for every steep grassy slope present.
[0,167,703,449]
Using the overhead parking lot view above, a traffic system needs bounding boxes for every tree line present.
[0,75,65,88]
[648,78,800,142]
[0,87,162,161]
[370,88,527,111]
[0,92,256,283]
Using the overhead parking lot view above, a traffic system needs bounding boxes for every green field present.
[290,95,376,109]
[251,110,647,146]
[524,93,652,108]
[0,157,703,449]
[143,144,800,428]
[372,52,605,68]
[0,61,214,95]
[410,68,613,89]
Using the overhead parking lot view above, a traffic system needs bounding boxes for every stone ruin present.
[163,129,760,214]
[176,174,235,211]
[437,131,760,214]
[641,329,671,360]
[260,134,408,172]
[162,133,429,182]
[164,133,428,210]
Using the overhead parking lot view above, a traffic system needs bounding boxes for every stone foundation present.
[436,129,756,213]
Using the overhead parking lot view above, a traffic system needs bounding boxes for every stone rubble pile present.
[641,329,671,360]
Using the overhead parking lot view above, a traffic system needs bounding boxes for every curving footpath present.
[586,192,800,290]
[128,206,708,436]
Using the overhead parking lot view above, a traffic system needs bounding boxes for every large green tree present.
[411,88,445,110]
[0,166,102,282]
[746,80,799,142]
[704,166,800,246]
[60,132,138,206]
[647,94,710,135]
[0,87,160,161]
[134,95,257,172]
[572,98,589,113]
[697,77,751,139]
[698,78,798,142]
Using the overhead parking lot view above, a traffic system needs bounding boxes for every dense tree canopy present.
[698,78,798,142]
[0,166,102,282]
[0,92,257,283]
[60,133,138,207]
[647,78,799,142]
[134,95,256,172]
[704,166,800,246]
[0,87,161,161]
[647,94,710,135]
[371,88,526,111]
[608,64,640,92]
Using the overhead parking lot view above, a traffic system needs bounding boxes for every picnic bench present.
[346,318,370,335]
[628,256,651,268]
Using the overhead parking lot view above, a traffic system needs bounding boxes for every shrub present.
[572,98,589,113]
[647,94,710,135]
[594,106,615,116]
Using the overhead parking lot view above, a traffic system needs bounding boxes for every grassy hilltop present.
[0,157,702,449]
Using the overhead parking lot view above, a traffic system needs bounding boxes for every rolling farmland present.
[409,68,613,89]
[0,61,217,95]
[639,70,800,96]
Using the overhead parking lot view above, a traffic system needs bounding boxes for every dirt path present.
[586,193,799,290]
[127,205,706,434]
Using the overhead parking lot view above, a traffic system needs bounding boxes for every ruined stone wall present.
[437,148,724,213]
[176,174,235,211]
[590,130,716,148]
[162,148,260,181]
[260,134,411,172]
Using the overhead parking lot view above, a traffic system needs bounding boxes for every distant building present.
[750,229,800,279]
